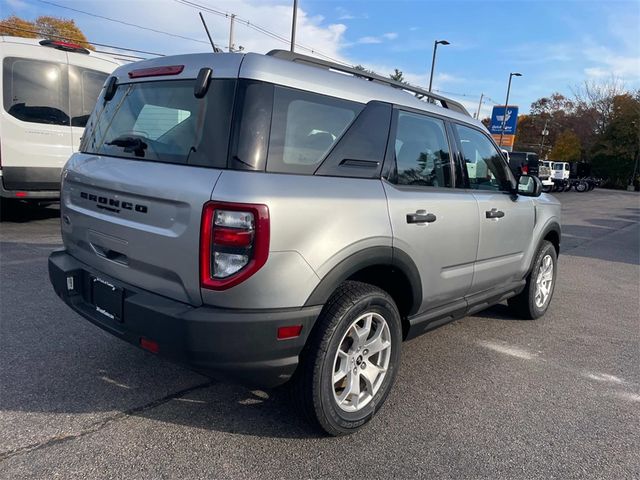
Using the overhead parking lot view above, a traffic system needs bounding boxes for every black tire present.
[542,184,553,193]
[292,281,402,436]
[564,183,572,192]
[575,182,588,192]
[508,240,557,320]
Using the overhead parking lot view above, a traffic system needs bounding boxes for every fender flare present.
[526,220,561,276]
[304,246,422,316]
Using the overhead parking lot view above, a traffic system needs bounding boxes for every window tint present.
[267,86,363,174]
[455,124,512,191]
[2,57,69,125]
[69,66,108,127]
[81,79,235,167]
[391,111,452,187]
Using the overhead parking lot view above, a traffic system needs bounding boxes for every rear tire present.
[575,181,588,192]
[508,240,557,320]
[293,281,402,436]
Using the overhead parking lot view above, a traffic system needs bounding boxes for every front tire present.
[508,240,557,319]
[293,281,402,436]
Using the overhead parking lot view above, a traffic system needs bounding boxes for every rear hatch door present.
[61,55,241,306]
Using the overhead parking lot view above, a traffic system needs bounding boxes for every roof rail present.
[266,49,470,117]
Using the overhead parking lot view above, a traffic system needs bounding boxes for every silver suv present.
[48,50,561,436]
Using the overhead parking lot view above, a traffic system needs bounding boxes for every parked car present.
[0,36,120,204]
[508,151,539,177]
[48,50,562,436]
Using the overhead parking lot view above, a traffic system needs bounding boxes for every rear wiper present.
[106,136,148,157]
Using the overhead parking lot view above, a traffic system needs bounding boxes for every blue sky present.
[3,0,639,116]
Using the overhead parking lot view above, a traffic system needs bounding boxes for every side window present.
[267,86,363,174]
[392,111,452,187]
[2,57,69,126]
[133,105,192,140]
[455,124,512,191]
[69,66,108,127]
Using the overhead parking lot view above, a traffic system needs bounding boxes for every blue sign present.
[489,105,519,135]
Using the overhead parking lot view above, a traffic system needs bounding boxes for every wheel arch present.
[304,246,422,320]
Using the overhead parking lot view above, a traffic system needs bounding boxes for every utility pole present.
[290,0,298,52]
[539,118,550,157]
[475,93,484,119]
[228,14,236,52]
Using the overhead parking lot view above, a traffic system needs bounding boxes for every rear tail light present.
[128,65,184,79]
[521,165,529,175]
[200,202,269,290]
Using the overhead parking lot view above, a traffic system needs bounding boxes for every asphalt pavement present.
[1,189,639,479]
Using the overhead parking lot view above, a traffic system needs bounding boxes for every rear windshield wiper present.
[106,136,148,157]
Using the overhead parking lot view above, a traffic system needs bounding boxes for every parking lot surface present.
[1,189,639,479]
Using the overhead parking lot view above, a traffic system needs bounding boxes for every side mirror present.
[517,174,542,197]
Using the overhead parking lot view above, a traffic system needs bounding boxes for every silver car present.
[48,50,561,436]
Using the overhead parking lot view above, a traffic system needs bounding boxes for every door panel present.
[1,50,72,175]
[384,111,479,312]
[471,192,534,291]
[384,183,479,311]
[452,123,535,293]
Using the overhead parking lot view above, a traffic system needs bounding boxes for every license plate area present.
[91,276,123,322]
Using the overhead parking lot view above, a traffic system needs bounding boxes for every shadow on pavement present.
[0,201,60,223]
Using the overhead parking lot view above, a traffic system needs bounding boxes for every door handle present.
[485,208,505,219]
[406,210,437,224]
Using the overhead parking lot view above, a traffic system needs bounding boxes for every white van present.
[1,36,121,201]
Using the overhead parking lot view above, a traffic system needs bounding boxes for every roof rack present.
[266,49,470,117]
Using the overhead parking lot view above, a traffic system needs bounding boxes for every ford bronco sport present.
[48,50,561,436]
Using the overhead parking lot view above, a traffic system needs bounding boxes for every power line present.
[35,0,226,47]
[1,24,166,57]
[174,0,351,67]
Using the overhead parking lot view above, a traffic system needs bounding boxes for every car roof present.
[113,51,484,130]
[0,35,123,68]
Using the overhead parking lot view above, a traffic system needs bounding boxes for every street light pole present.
[290,0,298,52]
[498,72,522,149]
[428,39,450,92]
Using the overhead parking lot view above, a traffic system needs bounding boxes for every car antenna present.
[199,12,221,53]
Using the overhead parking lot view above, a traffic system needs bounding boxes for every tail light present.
[200,201,269,290]
[521,165,529,175]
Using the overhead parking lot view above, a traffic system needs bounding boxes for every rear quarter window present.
[267,86,363,174]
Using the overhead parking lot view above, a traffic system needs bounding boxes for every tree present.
[550,130,581,161]
[389,68,405,83]
[0,15,93,50]
[0,15,35,39]
[590,92,640,188]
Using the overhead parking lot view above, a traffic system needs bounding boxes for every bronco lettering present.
[80,191,148,214]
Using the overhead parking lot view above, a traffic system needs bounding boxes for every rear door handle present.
[485,208,505,219]
[406,210,437,224]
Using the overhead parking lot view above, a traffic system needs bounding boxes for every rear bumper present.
[1,167,61,199]
[48,250,321,388]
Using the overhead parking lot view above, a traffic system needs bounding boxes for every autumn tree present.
[590,92,640,188]
[549,130,581,161]
[0,15,93,50]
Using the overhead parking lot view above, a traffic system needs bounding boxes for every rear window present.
[3,57,69,126]
[267,86,363,174]
[81,79,235,167]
